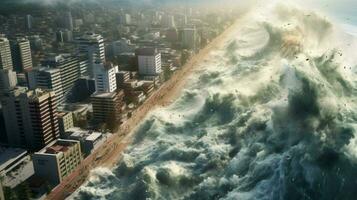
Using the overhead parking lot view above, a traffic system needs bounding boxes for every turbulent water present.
[72,3,357,200]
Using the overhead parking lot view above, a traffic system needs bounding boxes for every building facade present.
[181,28,197,50]
[75,33,105,76]
[57,112,74,136]
[93,61,118,93]
[0,69,17,95]
[10,37,33,73]
[136,48,162,76]
[91,91,125,123]
[0,36,13,71]
[1,88,60,150]
[28,67,64,104]
[32,139,82,186]
[42,54,81,102]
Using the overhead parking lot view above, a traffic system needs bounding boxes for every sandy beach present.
[47,16,243,200]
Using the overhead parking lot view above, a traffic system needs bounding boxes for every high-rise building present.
[75,33,105,75]
[10,37,33,73]
[25,15,33,30]
[93,61,118,93]
[32,139,82,186]
[162,14,175,28]
[175,14,188,27]
[56,29,73,43]
[166,28,179,43]
[28,67,64,104]
[136,48,162,76]
[0,69,17,95]
[42,54,81,101]
[79,58,89,76]
[0,36,13,71]
[1,88,60,150]
[119,13,131,25]
[63,12,74,31]
[181,28,197,50]
[28,35,43,51]
[91,91,125,123]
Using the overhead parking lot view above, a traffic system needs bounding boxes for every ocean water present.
[71,1,357,200]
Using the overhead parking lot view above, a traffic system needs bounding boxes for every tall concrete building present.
[32,139,82,186]
[75,33,105,76]
[56,29,73,43]
[1,88,60,150]
[93,61,118,93]
[42,54,81,102]
[181,28,197,50]
[0,69,17,95]
[162,14,175,28]
[63,12,74,31]
[28,67,64,104]
[0,36,13,71]
[10,37,33,73]
[91,91,125,123]
[28,35,43,51]
[25,14,33,30]
[136,48,162,76]
[119,13,131,25]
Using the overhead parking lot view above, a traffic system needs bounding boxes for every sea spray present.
[71,2,357,200]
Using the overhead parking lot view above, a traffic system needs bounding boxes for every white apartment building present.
[75,32,105,69]
[93,61,118,93]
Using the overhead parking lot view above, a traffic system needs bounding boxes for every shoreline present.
[47,16,243,200]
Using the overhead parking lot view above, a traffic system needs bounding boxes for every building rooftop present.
[67,127,106,142]
[75,32,103,41]
[35,66,61,73]
[0,147,27,173]
[86,132,102,142]
[91,92,116,98]
[135,48,159,56]
[38,139,78,155]
[57,111,72,118]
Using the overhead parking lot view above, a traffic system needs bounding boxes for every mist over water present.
[71,2,357,200]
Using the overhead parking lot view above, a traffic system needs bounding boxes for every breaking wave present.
[71,2,357,200]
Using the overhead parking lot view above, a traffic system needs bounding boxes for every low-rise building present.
[66,127,111,157]
[0,147,34,189]
[32,139,82,186]
[57,112,74,136]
